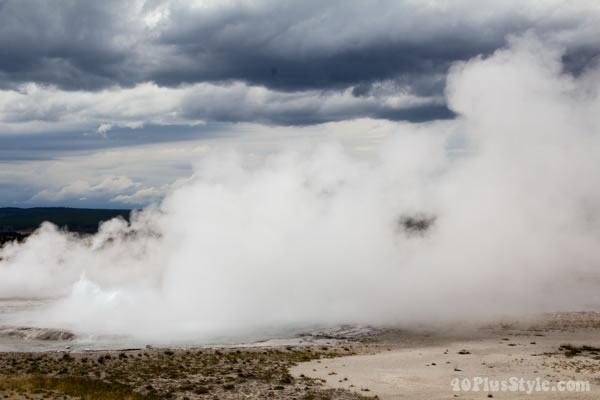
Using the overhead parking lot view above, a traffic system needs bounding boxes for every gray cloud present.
[2,0,600,208]
[1,1,598,99]
[151,1,499,93]
[0,0,142,90]
[0,123,230,161]
[0,118,411,208]
[0,80,447,139]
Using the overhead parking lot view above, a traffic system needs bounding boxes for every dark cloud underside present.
[0,1,541,94]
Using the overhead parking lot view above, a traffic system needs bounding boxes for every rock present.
[36,329,75,341]
[0,327,75,341]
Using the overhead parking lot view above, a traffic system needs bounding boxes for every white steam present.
[1,36,600,341]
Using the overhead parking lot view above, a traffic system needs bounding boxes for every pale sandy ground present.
[292,313,600,399]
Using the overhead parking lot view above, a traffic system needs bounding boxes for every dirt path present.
[292,315,600,399]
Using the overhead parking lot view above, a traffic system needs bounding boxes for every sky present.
[1,0,600,208]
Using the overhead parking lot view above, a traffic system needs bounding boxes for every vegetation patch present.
[0,346,372,399]
[559,344,600,358]
[0,375,154,399]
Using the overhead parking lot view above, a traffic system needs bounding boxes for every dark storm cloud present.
[0,0,142,90]
[0,0,580,95]
[150,34,479,94]
[179,91,453,126]
[0,0,599,129]
[151,1,505,94]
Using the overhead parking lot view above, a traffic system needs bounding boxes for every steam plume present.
[1,35,600,341]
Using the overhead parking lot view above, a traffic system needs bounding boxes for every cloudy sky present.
[1,0,599,208]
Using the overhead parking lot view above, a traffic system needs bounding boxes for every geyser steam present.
[2,36,600,341]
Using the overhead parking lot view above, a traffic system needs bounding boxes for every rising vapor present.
[1,36,600,342]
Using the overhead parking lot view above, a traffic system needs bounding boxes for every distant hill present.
[0,207,132,233]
